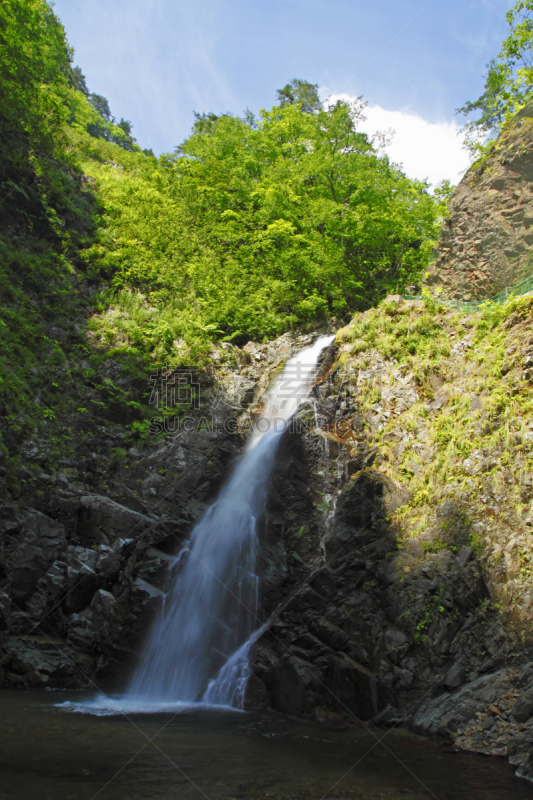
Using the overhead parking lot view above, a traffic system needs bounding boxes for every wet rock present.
[3,637,92,687]
[134,547,174,586]
[258,537,288,594]
[130,578,164,625]
[372,704,401,725]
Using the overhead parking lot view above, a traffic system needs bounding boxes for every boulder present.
[412,669,513,735]
[77,494,154,545]
[3,636,92,687]
[512,685,533,723]
[7,509,66,599]
[134,547,174,586]
[63,545,101,614]
[444,663,466,689]
[95,545,122,580]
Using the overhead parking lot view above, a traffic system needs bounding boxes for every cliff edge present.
[427,102,533,300]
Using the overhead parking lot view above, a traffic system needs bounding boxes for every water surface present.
[0,689,531,800]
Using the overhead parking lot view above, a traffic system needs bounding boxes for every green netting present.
[402,271,533,312]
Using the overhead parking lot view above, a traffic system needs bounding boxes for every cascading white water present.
[126,335,334,709]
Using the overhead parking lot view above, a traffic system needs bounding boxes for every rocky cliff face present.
[1,300,533,783]
[426,102,533,300]
[247,296,533,783]
[0,330,326,691]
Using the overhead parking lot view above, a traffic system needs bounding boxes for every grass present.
[332,292,533,627]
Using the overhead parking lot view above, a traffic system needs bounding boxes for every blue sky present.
[52,0,513,185]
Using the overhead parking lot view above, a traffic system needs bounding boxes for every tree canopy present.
[82,95,442,354]
[0,0,445,374]
[458,1,533,151]
[276,79,322,113]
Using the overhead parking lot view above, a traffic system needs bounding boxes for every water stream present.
[126,335,334,710]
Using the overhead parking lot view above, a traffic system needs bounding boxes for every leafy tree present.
[85,94,440,351]
[276,79,321,113]
[89,92,112,121]
[458,1,533,153]
[189,111,221,136]
[117,118,133,137]
[0,0,71,160]
[0,0,443,377]
[70,65,89,95]
[0,0,101,420]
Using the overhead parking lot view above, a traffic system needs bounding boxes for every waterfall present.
[127,335,334,709]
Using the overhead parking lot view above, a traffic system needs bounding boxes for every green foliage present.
[84,98,441,355]
[0,0,444,478]
[276,78,322,114]
[109,446,128,469]
[458,1,533,153]
[0,0,98,423]
[338,302,451,370]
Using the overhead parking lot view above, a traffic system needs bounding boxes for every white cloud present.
[328,93,472,188]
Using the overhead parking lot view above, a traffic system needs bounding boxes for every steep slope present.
[248,295,533,782]
[427,102,533,300]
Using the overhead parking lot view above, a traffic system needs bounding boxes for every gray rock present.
[63,545,101,614]
[95,545,122,580]
[134,547,174,586]
[456,546,473,568]
[372,704,400,725]
[326,653,380,720]
[7,509,66,599]
[412,669,513,735]
[425,103,533,299]
[78,494,153,545]
[512,686,533,723]
[4,637,92,687]
[140,474,166,499]
[444,663,466,689]
[310,617,349,651]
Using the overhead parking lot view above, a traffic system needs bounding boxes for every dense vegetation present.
[459,0,533,154]
[85,98,441,356]
[0,0,445,454]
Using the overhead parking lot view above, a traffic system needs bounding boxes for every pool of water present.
[0,689,531,800]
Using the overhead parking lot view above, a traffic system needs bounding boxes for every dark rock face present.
[248,371,402,724]
[0,332,324,690]
[0,426,245,688]
[1,326,532,783]
[426,102,533,300]
[513,686,533,723]
[7,509,66,600]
